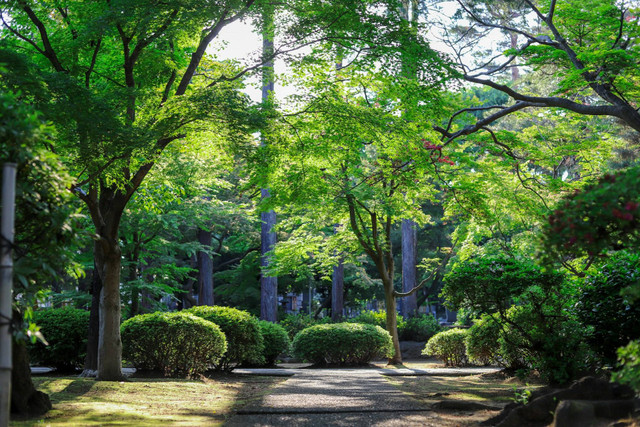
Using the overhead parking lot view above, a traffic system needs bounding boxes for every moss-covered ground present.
[11,374,283,426]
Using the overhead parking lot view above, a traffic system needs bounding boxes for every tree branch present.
[19,2,67,72]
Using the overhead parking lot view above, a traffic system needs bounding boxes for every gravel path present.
[225,366,499,426]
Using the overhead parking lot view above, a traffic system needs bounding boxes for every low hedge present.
[186,306,264,370]
[258,320,291,366]
[121,311,227,378]
[292,323,393,365]
[423,328,468,367]
[28,307,90,372]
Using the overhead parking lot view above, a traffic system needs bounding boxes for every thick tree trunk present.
[401,219,418,318]
[11,311,51,416]
[331,259,344,322]
[197,228,214,306]
[96,240,124,381]
[82,262,101,375]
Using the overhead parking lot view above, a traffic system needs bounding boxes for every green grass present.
[385,373,543,405]
[11,374,283,426]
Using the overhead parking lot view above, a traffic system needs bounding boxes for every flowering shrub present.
[543,166,640,259]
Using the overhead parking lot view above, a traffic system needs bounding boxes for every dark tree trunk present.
[82,261,101,375]
[401,219,418,318]
[11,311,51,416]
[197,228,214,306]
[331,259,344,322]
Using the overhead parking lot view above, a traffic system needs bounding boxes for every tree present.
[1,0,258,380]
[437,0,640,143]
[260,53,451,362]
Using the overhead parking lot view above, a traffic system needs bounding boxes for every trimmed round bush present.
[399,314,442,341]
[259,320,291,366]
[423,328,468,367]
[186,306,264,370]
[28,307,90,372]
[121,311,226,378]
[292,323,393,365]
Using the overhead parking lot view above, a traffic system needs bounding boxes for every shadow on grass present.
[12,373,284,426]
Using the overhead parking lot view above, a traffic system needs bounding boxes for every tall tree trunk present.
[10,311,51,416]
[82,262,101,375]
[197,228,214,306]
[401,219,418,318]
[260,4,278,322]
[331,259,344,322]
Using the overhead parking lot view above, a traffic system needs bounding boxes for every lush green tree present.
[1,0,259,380]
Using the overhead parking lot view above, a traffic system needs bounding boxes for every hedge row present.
[27,306,291,376]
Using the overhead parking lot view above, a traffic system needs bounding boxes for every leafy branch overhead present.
[436,0,640,143]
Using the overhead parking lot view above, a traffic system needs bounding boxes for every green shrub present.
[466,315,501,366]
[292,323,393,365]
[279,313,329,340]
[121,311,226,378]
[423,328,468,367]
[399,314,442,341]
[612,340,640,393]
[186,306,264,370]
[259,321,291,366]
[442,255,591,383]
[575,251,640,364]
[28,307,89,372]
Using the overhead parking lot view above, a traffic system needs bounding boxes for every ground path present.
[225,366,501,426]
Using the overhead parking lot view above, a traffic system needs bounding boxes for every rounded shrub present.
[28,307,90,372]
[121,311,226,378]
[186,306,264,370]
[292,323,393,365]
[399,314,442,341]
[259,321,291,366]
[466,315,501,366]
[423,328,468,367]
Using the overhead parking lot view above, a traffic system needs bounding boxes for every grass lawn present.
[11,374,283,426]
